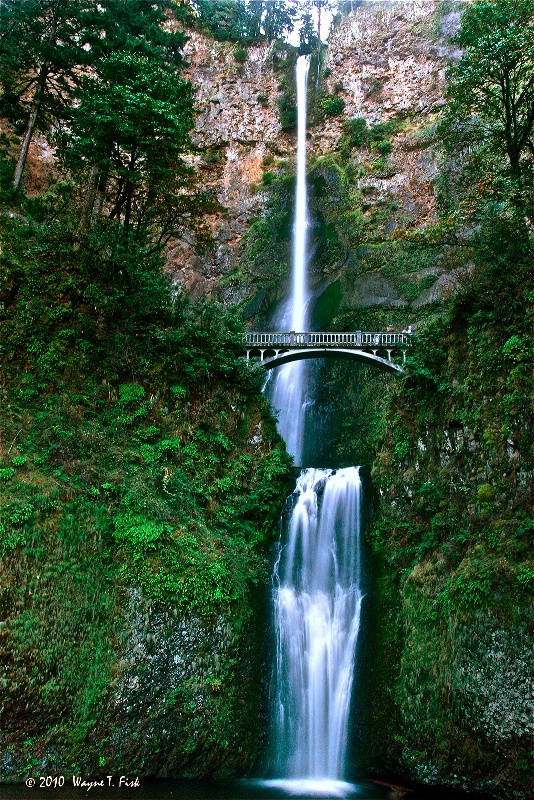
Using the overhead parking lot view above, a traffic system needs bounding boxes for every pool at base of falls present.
[247,778,380,798]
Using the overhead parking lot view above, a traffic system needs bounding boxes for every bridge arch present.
[258,347,404,375]
[244,331,410,375]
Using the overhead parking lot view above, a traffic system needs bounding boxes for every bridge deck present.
[245,330,410,348]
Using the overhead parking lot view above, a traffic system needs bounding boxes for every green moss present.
[310,280,342,330]
[0,214,292,779]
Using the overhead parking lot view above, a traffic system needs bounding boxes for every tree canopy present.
[0,0,217,247]
[443,0,534,192]
[0,0,95,188]
[57,52,218,240]
[0,0,189,190]
[192,0,297,43]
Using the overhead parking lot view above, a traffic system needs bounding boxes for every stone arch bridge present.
[244,331,411,374]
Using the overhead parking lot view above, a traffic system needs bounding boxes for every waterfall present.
[264,468,363,796]
[291,55,310,332]
[258,56,365,800]
[266,55,310,464]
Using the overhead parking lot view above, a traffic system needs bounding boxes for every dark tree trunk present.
[93,162,110,219]
[79,164,99,230]
[13,93,42,190]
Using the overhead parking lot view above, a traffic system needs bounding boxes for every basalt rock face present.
[179,2,461,321]
[166,32,288,300]
[314,0,457,224]
[301,1,461,323]
[0,586,268,782]
[105,589,266,779]
[361,301,534,798]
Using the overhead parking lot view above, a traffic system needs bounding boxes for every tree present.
[298,10,317,55]
[84,0,189,67]
[445,0,534,179]
[194,0,251,41]
[0,0,189,191]
[311,0,335,52]
[59,52,218,241]
[257,0,296,42]
[194,0,295,43]
[0,0,96,189]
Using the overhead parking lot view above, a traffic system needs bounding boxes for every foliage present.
[230,173,293,299]
[0,208,292,594]
[56,51,218,240]
[0,0,94,186]
[320,95,345,116]
[298,11,317,55]
[0,0,214,249]
[0,0,189,189]
[192,0,296,44]
[233,46,248,63]
[366,0,534,576]
[277,90,297,131]
[444,0,534,180]
[0,205,292,775]
[355,12,534,789]
[343,116,399,153]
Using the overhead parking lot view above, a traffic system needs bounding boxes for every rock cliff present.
[177,1,461,321]
[166,32,287,297]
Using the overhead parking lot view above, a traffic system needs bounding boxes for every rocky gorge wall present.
[364,380,534,798]
[178,1,462,324]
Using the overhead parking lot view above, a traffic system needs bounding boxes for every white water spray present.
[268,468,363,794]
[267,56,310,463]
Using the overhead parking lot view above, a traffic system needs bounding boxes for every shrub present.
[476,483,495,503]
[374,139,392,156]
[278,91,297,130]
[344,117,369,147]
[321,95,346,116]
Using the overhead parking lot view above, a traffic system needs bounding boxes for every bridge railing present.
[244,331,410,347]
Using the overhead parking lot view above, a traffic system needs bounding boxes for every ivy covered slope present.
[363,3,534,797]
[0,220,290,780]
[0,0,291,781]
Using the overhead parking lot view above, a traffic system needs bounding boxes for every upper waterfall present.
[291,55,310,332]
[264,55,311,464]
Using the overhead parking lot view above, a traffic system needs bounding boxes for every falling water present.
[290,56,310,331]
[259,56,365,800]
[266,55,310,463]
[263,468,364,797]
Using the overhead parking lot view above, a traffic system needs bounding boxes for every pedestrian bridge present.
[244,331,410,375]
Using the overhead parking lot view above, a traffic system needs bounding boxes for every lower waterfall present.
[264,467,364,796]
